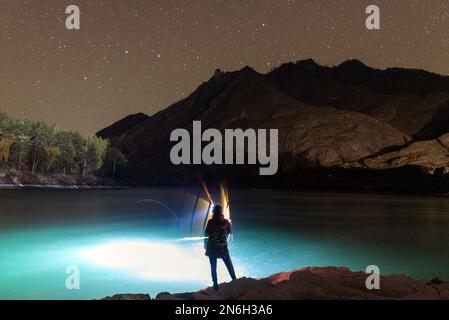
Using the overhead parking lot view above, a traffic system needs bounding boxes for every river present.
[1,188,448,299]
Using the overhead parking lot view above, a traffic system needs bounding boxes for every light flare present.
[220,182,231,222]
[201,182,231,223]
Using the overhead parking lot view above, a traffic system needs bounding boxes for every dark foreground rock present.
[103,267,449,300]
[102,294,151,300]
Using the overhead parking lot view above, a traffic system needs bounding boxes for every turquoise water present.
[1,188,449,299]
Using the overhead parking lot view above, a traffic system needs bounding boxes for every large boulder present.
[152,267,449,300]
[101,293,151,300]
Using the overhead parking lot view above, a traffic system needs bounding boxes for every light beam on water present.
[77,238,243,282]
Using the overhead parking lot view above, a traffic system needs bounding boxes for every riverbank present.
[3,167,449,197]
[102,267,449,300]
[0,169,119,189]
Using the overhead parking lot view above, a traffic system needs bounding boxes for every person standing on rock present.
[204,205,237,291]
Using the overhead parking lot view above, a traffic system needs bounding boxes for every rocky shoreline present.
[0,169,120,189]
[102,267,449,300]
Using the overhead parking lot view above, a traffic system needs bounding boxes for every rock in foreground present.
[102,293,151,300]
[104,267,449,300]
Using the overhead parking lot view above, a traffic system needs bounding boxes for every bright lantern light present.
[202,182,231,223]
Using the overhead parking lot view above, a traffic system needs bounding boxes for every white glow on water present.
[77,239,242,282]
[177,237,208,241]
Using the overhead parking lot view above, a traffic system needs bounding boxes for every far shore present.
[0,168,122,190]
[0,184,127,190]
[2,180,449,199]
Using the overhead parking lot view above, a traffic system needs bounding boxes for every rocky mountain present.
[267,59,449,139]
[346,133,449,174]
[97,112,150,140]
[102,266,449,300]
[98,60,449,192]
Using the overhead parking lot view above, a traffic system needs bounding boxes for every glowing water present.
[77,239,243,282]
[1,188,449,299]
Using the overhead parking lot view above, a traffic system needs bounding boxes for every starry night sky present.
[1,0,449,134]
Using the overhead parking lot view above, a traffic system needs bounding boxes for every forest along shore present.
[0,113,128,188]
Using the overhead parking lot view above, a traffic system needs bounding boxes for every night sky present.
[1,0,449,134]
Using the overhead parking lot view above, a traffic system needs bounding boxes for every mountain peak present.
[208,66,259,84]
[238,65,258,76]
[296,58,319,68]
[337,59,371,71]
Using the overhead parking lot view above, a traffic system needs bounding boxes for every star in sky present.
[0,0,449,134]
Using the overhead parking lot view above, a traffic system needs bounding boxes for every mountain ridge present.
[97,59,449,192]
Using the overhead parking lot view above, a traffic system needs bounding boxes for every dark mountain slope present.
[267,59,449,139]
[97,112,149,140]
[98,64,409,185]
[267,59,449,98]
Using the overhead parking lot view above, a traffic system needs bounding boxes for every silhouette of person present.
[204,205,237,291]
